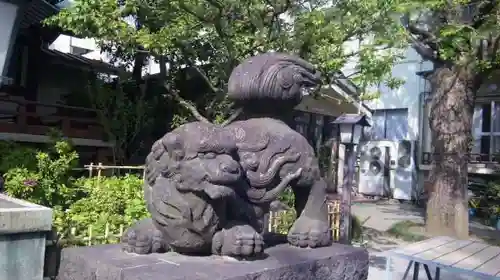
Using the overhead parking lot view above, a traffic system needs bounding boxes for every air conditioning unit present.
[388,140,417,201]
[358,141,390,197]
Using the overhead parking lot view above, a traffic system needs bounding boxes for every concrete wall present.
[0,194,52,280]
[0,232,47,280]
[0,1,20,83]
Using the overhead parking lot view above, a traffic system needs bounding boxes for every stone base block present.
[56,243,369,280]
[0,193,52,280]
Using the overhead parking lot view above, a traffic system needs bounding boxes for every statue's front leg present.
[211,221,264,258]
[121,218,167,254]
[288,177,332,248]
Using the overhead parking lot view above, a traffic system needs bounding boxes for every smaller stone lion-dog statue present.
[121,53,333,258]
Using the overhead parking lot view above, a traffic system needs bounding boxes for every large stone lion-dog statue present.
[121,53,333,257]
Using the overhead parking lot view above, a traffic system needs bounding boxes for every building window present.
[293,112,338,152]
[294,112,310,138]
[70,46,92,56]
[472,101,500,161]
[366,108,409,140]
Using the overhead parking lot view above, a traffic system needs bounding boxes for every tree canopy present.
[399,0,500,82]
[46,0,407,124]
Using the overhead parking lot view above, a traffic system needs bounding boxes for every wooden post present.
[88,162,94,177]
[337,144,346,194]
[326,138,338,193]
[339,143,355,245]
[88,225,93,246]
[119,225,124,240]
[104,223,110,243]
[97,162,102,181]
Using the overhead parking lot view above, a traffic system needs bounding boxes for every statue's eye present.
[204,152,216,159]
[197,152,205,158]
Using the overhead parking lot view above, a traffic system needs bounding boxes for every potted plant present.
[468,198,479,218]
[352,215,370,247]
[488,206,500,230]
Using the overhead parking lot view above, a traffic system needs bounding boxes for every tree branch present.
[409,34,443,64]
[164,84,211,124]
[403,20,449,65]
[221,107,243,126]
[191,64,220,93]
[205,0,223,10]
[472,0,498,29]
[178,2,209,22]
[407,24,437,42]
[175,43,221,94]
[478,38,485,61]
[489,35,500,63]
[179,1,236,71]
[343,46,392,59]
[345,70,361,78]
[213,21,237,68]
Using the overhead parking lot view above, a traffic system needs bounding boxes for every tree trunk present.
[426,66,476,239]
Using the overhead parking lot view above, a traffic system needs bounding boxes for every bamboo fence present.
[52,201,341,246]
[84,162,146,179]
[73,163,342,245]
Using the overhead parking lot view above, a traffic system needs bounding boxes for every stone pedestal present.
[56,243,368,280]
[0,194,53,280]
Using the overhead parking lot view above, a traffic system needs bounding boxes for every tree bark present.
[426,66,476,239]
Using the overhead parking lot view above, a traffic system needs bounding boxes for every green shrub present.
[4,140,82,233]
[351,214,366,242]
[0,141,38,173]
[278,188,295,209]
[273,210,297,234]
[472,180,500,224]
[1,137,361,246]
[61,175,149,240]
[4,140,79,207]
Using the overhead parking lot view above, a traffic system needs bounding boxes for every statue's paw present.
[212,224,264,257]
[121,218,166,254]
[287,217,332,248]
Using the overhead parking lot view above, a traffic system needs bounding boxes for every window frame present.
[367,108,409,141]
[474,100,500,161]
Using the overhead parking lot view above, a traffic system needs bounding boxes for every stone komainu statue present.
[121,53,332,257]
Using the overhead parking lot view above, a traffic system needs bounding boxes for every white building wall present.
[349,47,435,199]
[364,48,433,141]
[50,34,163,76]
[0,1,20,83]
[50,35,98,53]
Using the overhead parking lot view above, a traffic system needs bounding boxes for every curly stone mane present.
[227,53,322,105]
